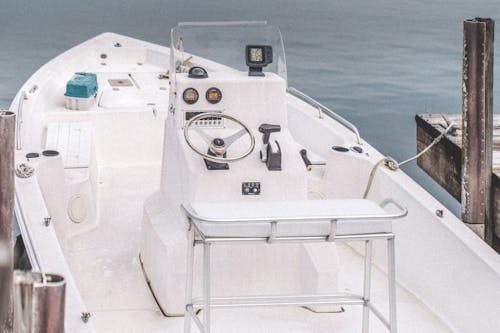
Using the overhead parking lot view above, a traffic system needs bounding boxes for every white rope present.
[363,122,455,198]
[15,163,34,178]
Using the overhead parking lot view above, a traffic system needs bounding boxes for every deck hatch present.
[108,79,133,87]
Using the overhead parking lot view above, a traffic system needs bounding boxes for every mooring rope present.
[363,122,455,198]
[15,163,34,178]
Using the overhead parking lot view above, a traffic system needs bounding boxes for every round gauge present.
[206,87,222,104]
[183,88,199,105]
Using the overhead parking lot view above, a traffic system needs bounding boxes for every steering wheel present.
[184,112,255,163]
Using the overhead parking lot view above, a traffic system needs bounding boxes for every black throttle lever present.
[258,124,281,144]
[258,123,282,171]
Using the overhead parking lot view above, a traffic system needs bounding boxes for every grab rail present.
[287,86,361,144]
[15,90,26,150]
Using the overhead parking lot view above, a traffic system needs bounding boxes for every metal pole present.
[461,18,494,240]
[0,110,16,333]
[362,240,373,333]
[203,243,211,333]
[184,225,195,333]
[14,271,66,333]
[0,243,12,329]
[387,237,397,333]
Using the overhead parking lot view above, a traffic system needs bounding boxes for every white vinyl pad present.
[188,199,393,238]
[45,122,93,168]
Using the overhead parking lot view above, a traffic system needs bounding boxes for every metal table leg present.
[203,242,212,333]
[184,225,195,333]
[362,240,373,333]
[387,236,397,333]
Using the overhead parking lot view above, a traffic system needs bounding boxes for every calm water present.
[2,0,500,215]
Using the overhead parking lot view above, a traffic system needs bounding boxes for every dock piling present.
[0,110,16,333]
[415,18,500,252]
[461,18,494,239]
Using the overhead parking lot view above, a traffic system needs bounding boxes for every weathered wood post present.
[14,272,66,333]
[461,18,494,240]
[0,110,16,332]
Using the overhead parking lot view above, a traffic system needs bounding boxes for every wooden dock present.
[416,113,500,251]
[415,18,500,253]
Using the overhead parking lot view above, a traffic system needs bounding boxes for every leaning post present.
[0,110,16,332]
[461,18,495,241]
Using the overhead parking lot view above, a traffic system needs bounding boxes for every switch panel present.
[184,111,223,127]
[242,182,261,195]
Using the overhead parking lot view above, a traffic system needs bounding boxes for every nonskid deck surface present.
[63,165,451,332]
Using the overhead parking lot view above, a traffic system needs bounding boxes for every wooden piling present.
[0,110,16,333]
[461,18,494,239]
[415,18,500,252]
[14,272,66,333]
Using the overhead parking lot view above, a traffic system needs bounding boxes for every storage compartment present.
[64,72,98,110]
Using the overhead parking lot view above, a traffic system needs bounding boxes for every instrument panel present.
[184,111,224,127]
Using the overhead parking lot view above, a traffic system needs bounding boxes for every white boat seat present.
[45,122,92,168]
[184,199,403,238]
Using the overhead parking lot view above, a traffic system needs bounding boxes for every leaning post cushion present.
[182,198,406,239]
[181,198,407,333]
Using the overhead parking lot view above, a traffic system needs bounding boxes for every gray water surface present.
[2,0,500,216]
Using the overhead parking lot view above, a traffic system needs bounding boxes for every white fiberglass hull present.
[10,33,500,332]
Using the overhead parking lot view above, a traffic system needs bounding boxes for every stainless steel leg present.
[387,236,397,333]
[362,240,373,333]
[184,225,195,333]
[203,243,212,333]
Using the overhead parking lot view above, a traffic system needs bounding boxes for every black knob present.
[258,123,281,144]
[213,138,225,147]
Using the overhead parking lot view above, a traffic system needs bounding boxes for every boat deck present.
[65,165,451,332]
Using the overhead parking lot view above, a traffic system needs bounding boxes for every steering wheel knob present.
[210,138,226,155]
[213,138,225,147]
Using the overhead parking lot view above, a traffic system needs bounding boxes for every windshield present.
[169,21,287,83]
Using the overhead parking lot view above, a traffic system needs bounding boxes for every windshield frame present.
[168,21,288,106]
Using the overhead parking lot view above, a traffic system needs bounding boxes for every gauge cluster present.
[175,63,288,133]
[182,87,222,105]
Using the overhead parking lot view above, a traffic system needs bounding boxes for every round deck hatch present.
[68,194,88,224]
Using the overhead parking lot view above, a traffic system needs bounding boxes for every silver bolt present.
[435,209,444,218]
[43,217,51,226]
[81,312,91,323]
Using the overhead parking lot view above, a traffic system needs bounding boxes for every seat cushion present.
[188,199,392,238]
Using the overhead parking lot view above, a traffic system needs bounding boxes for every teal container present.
[64,72,98,98]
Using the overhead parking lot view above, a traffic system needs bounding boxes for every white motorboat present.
[10,21,500,332]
